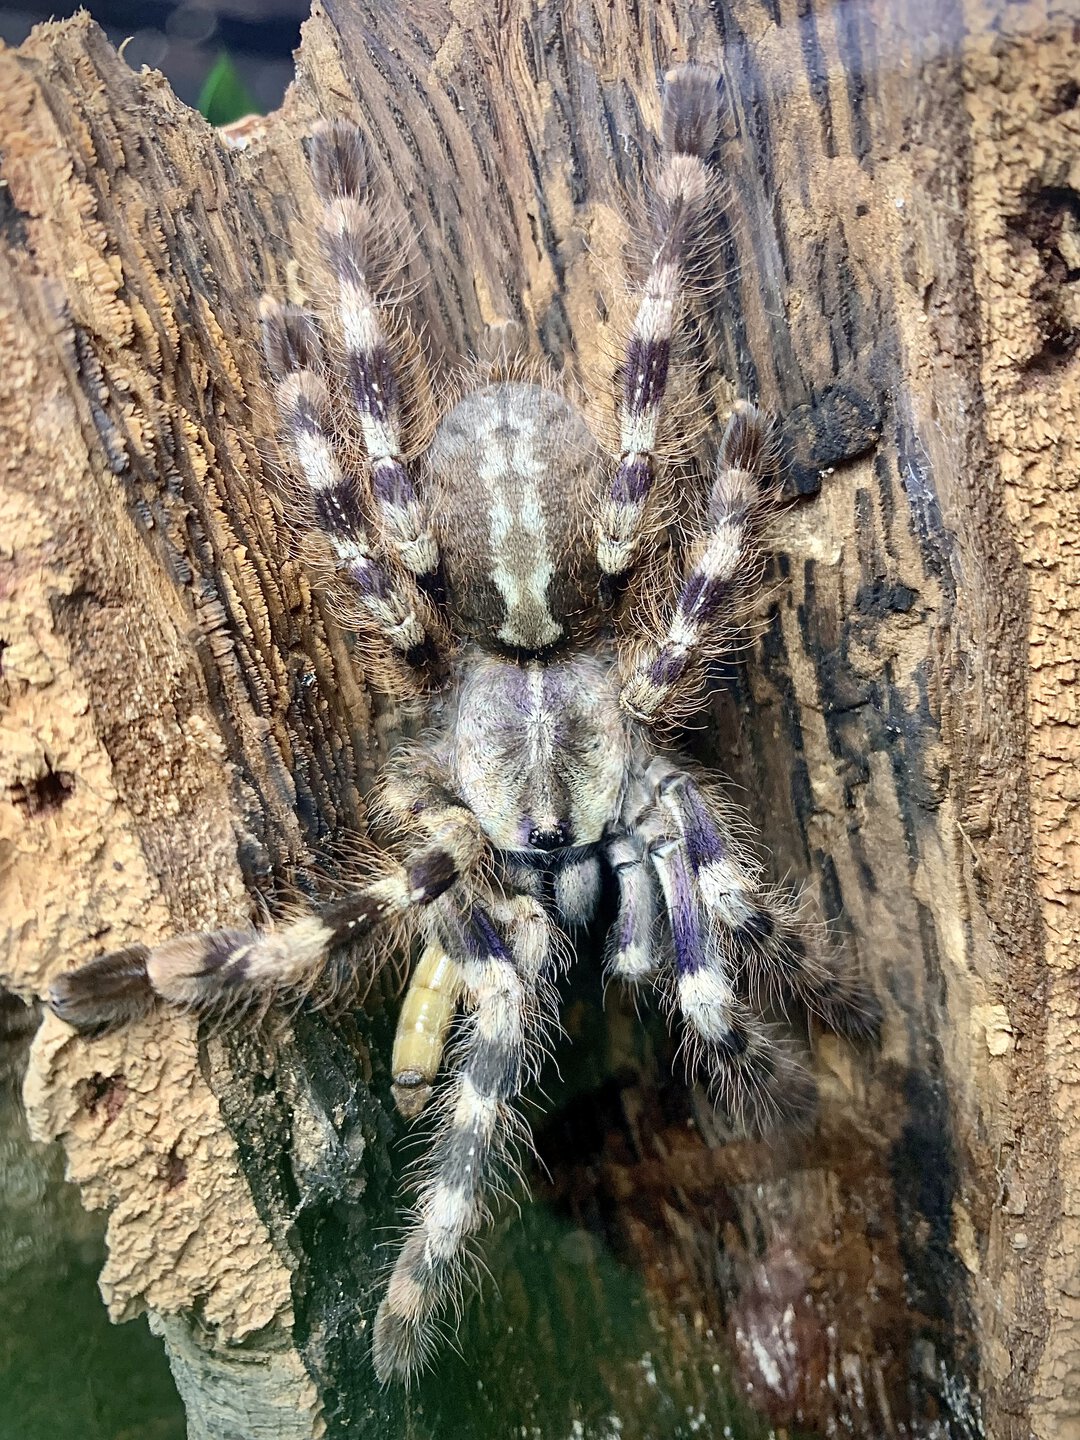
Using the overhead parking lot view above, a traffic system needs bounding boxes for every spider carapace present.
[49,64,880,1384]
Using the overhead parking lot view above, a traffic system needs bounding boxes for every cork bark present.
[0,3,1075,1438]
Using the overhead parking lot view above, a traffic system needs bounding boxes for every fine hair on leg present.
[605,832,661,986]
[48,844,465,1031]
[372,893,557,1384]
[641,805,819,1134]
[308,121,441,588]
[655,767,882,1042]
[621,402,782,728]
[259,295,443,686]
[596,64,723,587]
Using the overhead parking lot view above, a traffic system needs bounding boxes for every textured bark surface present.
[0,2,1075,1438]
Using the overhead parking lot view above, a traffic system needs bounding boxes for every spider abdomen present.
[425,383,605,656]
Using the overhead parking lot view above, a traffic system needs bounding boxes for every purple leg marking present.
[652,840,707,977]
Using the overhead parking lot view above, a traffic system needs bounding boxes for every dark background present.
[1,0,306,117]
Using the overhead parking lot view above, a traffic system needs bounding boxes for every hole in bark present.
[76,1072,129,1125]
[9,765,76,818]
[0,184,30,249]
[160,1141,188,1191]
[0,988,38,1048]
[1052,79,1080,115]
[1008,184,1080,375]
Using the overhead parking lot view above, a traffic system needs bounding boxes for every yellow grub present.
[391,943,464,1118]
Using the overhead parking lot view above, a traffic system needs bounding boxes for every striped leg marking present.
[657,769,881,1043]
[373,895,555,1385]
[597,64,722,584]
[309,122,439,586]
[260,297,440,674]
[621,403,776,726]
[645,812,817,1134]
[377,757,491,878]
[48,847,464,1031]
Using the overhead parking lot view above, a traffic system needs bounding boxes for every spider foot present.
[47,945,156,1034]
[706,1029,819,1137]
[809,978,884,1047]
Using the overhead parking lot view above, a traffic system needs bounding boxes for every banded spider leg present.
[608,761,881,1132]
[596,64,723,586]
[48,766,486,1030]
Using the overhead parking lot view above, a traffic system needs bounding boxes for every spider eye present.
[528,822,571,851]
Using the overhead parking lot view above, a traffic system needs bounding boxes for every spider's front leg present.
[594,75,789,728]
[617,763,880,1134]
[596,63,723,587]
[605,832,661,986]
[648,819,818,1134]
[656,768,881,1043]
[620,401,781,728]
[260,121,449,696]
[48,768,487,1032]
[307,121,439,590]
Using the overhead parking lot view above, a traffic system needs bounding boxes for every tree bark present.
[0,2,1075,1437]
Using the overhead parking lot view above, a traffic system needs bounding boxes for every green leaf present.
[198,53,260,127]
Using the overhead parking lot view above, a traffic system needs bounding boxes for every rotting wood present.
[0,2,1076,1437]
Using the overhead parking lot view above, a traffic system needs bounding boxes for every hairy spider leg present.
[605,832,661,984]
[260,297,442,677]
[596,64,721,584]
[656,767,882,1043]
[634,786,818,1134]
[48,845,461,1029]
[309,121,440,590]
[373,893,556,1384]
[621,403,778,725]
[49,767,489,1030]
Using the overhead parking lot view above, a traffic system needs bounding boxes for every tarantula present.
[48,64,879,1384]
